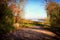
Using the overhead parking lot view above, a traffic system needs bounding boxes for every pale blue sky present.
[24,0,47,19]
[11,0,60,20]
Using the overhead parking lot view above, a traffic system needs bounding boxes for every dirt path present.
[2,28,58,40]
[0,23,59,40]
[21,28,56,36]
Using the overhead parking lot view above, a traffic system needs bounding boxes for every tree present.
[45,0,60,36]
[0,0,15,34]
[46,2,60,27]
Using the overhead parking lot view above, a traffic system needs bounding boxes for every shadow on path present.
[0,28,59,40]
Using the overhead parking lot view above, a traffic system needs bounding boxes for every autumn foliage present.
[0,0,14,34]
[46,2,60,27]
[9,3,21,23]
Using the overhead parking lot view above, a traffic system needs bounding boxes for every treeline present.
[46,0,60,36]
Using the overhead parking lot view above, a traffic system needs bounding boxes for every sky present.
[54,0,60,4]
[10,0,60,20]
[23,0,60,20]
[24,0,47,20]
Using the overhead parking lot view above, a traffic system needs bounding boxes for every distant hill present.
[25,19,46,22]
[21,19,46,24]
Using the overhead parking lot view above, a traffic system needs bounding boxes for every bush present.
[0,3,15,34]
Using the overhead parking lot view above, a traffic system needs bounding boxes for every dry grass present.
[13,23,22,30]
